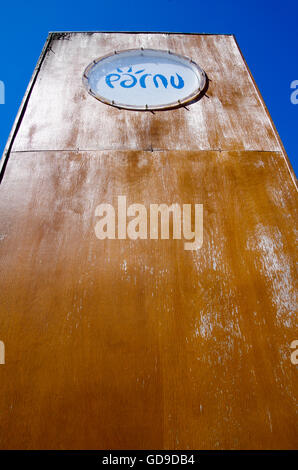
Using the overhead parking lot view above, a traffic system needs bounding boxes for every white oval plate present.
[83,48,206,110]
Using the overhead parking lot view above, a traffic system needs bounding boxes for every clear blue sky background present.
[0,0,297,174]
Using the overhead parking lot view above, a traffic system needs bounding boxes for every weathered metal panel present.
[0,33,297,450]
[11,33,280,153]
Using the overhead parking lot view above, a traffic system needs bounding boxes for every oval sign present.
[83,49,206,110]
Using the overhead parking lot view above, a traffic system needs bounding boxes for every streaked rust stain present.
[0,33,297,450]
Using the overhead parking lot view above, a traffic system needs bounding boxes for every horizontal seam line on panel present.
[10,149,283,154]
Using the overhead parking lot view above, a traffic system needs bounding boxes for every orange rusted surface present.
[0,33,297,450]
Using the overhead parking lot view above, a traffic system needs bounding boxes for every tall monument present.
[0,32,297,449]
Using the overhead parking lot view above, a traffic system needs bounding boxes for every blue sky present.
[0,0,297,174]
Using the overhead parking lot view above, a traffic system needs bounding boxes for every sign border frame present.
[82,48,207,111]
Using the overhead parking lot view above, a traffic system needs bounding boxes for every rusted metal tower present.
[0,32,297,449]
